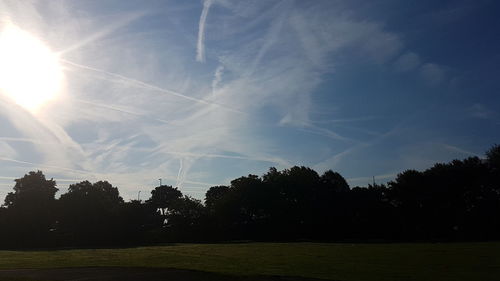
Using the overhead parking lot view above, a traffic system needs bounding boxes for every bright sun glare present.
[0,23,63,112]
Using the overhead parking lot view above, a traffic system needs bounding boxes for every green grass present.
[0,242,499,281]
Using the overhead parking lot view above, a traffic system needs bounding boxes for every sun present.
[0,23,63,113]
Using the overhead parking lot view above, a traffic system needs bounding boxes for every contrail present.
[76,99,172,125]
[296,123,356,143]
[0,156,94,177]
[196,0,213,62]
[0,175,87,183]
[153,148,289,165]
[61,59,244,114]
[175,158,183,187]
[58,11,146,55]
[443,144,479,156]
[0,137,51,145]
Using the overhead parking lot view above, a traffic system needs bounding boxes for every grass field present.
[0,242,499,281]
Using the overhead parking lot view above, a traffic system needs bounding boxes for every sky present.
[0,0,499,201]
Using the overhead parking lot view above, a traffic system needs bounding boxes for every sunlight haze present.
[0,22,63,112]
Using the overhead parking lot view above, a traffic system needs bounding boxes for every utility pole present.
[137,190,141,201]
[373,176,376,186]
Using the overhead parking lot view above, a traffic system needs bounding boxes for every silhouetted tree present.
[57,180,124,246]
[347,184,397,239]
[4,170,57,208]
[486,144,500,171]
[169,196,204,225]
[387,155,500,240]
[2,145,500,248]
[205,185,229,210]
[147,185,182,217]
[163,195,206,241]
[116,199,163,244]
[320,170,350,193]
[486,144,500,196]
[1,171,58,247]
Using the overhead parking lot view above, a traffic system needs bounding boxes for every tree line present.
[0,145,499,248]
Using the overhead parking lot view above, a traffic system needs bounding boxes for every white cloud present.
[420,63,446,85]
[393,52,421,72]
[289,7,403,67]
[211,65,224,97]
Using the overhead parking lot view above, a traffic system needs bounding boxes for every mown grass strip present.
[0,242,499,281]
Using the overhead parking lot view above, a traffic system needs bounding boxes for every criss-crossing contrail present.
[61,59,244,114]
[0,156,94,176]
[75,99,172,125]
[0,137,50,145]
[58,11,146,55]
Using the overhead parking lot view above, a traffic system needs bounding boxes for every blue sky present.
[0,0,499,200]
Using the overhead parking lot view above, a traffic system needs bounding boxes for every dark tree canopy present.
[487,144,500,171]
[147,185,182,215]
[3,170,57,208]
[168,195,205,227]
[1,144,500,248]
[56,180,124,246]
[321,170,349,193]
[60,180,123,206]
[0,171,58,247]
[205,185,229,209]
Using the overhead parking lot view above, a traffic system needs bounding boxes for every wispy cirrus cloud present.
[0,0,409,198]
[468,103,497,120]
[1,0,479,201]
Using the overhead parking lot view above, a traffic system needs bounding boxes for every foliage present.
[147,185,182,216]
[57,180,124,246]
[0,145,500,247]
[3,170,57,208]
[0,171,58,247]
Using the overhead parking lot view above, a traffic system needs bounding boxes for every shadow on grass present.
[0,267,335,281]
